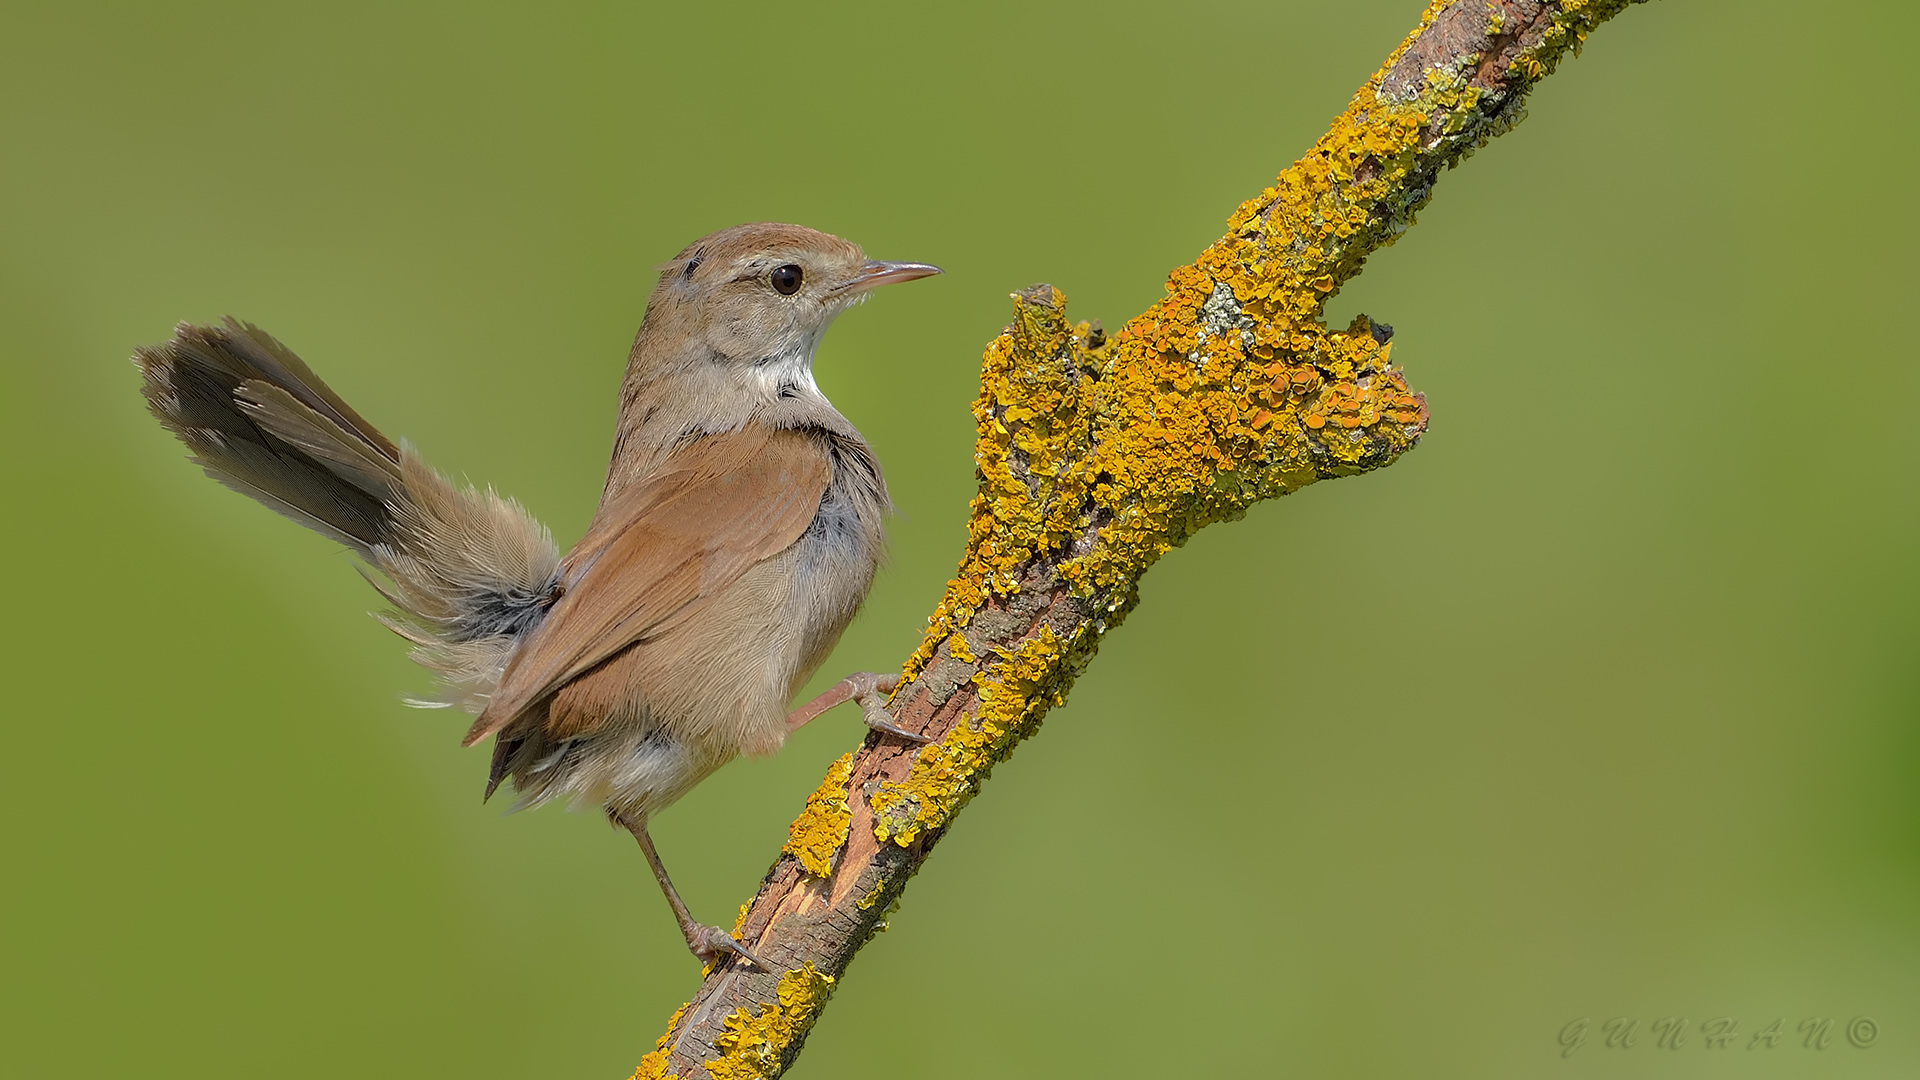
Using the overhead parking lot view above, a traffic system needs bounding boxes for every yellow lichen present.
[700,965,836,1080]
[874,624,1090,846]
[948,631,975,663]
[649,0,1647,1072]
[880,0,1639,846]
[630,1001,692,1080]
[781,752,855,878]
[631,967,834,1080]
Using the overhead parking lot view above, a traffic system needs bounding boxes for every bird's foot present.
[851,672,931,744]
[785,671,929,742]
[682,921,772,970]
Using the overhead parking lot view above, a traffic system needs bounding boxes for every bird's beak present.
[840,260,943,293]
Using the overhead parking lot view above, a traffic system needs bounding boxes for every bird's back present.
[480,418,887,816]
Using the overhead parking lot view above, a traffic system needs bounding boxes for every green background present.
[3,2,1914,1077]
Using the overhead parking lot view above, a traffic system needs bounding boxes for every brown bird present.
[134,222,941,967]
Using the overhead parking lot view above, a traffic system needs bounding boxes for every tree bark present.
[634,2,1648,1076]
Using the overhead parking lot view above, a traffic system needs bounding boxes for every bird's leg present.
[606,809,771,970]
[786,672,930,743]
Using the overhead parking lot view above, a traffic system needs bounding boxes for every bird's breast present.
[782,432,888,682]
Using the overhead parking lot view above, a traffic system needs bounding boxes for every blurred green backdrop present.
[3,2,1915,1077]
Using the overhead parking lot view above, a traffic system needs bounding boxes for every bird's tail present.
[135,318,561,713]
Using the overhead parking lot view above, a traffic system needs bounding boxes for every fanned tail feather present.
[135,319,561,713]
[136,318,403,553]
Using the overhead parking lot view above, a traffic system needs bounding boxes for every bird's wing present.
[462,424,831,746]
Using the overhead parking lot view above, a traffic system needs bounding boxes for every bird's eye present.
[770,264,804,295]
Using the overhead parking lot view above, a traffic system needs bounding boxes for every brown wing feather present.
[462,424,831,746]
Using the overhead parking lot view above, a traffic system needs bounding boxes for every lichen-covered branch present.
[634,2,1645,1076]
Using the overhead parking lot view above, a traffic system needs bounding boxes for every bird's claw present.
[853,673,930,744]
[686,923,772,970]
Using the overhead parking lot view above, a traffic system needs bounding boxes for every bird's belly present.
[571,728,729,818]
[511,481,882,812]
[784,531,877,688]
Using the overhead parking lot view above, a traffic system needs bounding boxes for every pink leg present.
[606,808,771,969]
[787,672,929,743]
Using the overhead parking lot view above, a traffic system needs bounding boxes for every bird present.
[134,222,942,968]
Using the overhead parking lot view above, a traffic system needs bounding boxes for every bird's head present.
[635,222,940,403]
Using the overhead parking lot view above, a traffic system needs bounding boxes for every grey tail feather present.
[136,317,565,749]
[484,734,519,802]
[134,318,403,557]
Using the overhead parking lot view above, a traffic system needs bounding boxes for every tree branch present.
[634,2,1646,1076]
